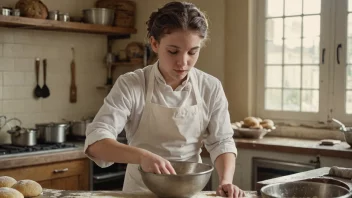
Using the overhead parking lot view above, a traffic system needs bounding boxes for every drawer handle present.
[53,168,69,173]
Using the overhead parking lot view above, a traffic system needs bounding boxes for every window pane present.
[266,40,283,64]
[348,38,352,64]
[303,16,320,38]
[348,66,352,89]
[266,18,283,40]
[303,0,321,14]
[347,91,352,114]
[284,39,301,64]
[349,0,352,12]
[285,0,302,16]
[284,17,302,39]
[302,37,320,64]
[284,66,301,88]
[302,66,319,89]
[302,90,319,112]
[265,89,282,110]
[266,66,282,88]
[267,0,284,17]
[283,89,300,111]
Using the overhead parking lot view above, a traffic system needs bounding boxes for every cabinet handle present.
[53,168,69,173]
[336,44,342,64]
[321,48,325,64]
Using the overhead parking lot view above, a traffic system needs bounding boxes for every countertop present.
[234,137,352,159]
[0,137,351,170]
[38,189,259,198]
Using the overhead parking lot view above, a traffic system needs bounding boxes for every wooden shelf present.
[96,85,113,90]
[0,15,137,36]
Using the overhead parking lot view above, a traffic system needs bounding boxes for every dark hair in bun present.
[146,1,208,42]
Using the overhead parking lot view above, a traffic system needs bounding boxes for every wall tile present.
[3,44,42,58]
[15,58,35,72]
[0,28,14,43]
[0,44,3,57]
[0,58,15,71]
[3,72,25,86]
[2,100,25,113]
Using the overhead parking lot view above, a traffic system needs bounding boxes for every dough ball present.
[0,177,17,188]
[260,119,275,129]
[243,117,259,127]
[256,117,263,123]
[0,187,24,198]
[12,180,42,197]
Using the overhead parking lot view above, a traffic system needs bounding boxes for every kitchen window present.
[256,0,352,124]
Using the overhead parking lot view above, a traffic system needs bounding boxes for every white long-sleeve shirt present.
[84,64,237,168]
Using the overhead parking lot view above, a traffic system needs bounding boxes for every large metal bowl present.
[342,127,352,147]
[82,8,114,26]
[261,181,352,198]
[138,161,213,198]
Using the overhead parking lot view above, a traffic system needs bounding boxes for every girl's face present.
[150,30,203,87]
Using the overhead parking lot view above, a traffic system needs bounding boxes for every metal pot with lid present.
[7,126,37,146]
[36,122,69,143]
[70,117,93,137]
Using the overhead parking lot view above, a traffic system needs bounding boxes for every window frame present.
[255,0,337,124]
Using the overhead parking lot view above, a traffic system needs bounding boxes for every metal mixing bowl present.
[138,161,213,198]
[261,181,352,198]
[82,8,114,26]
[342,127,352,147]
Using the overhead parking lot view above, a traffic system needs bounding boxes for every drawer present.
[0,159,89,182]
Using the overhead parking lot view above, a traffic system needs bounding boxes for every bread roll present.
[0,187,24,198]
[243,117,259,127]
[250,124,263,129]
[0,177,17,188]
[260,119,275,129]
[12,180,42,197]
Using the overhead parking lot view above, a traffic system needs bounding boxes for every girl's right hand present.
[140,150,177,175]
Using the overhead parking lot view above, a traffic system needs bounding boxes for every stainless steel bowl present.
[261,181,352,198]
[139,161,213,198]
[342,127,352,147]
[82,8,114,26]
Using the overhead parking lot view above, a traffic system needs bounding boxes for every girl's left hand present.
[216,183,246,198]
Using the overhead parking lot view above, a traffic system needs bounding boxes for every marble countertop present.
[38,189,259,198]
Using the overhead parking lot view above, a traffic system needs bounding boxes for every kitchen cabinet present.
[0,159,90,191]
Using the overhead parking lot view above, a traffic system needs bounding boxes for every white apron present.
[122,65,204,192]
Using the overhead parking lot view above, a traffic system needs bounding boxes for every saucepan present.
[7,126,37,146]
[261,181,352,198]
[36,122,70,143]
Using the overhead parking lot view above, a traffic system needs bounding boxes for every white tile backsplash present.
[14,58,35,72]
[0,58,15,71]
[2,100,25,113]
[3,72,25,86]
[0,44,3,56]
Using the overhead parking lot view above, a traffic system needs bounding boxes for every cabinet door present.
[0,159,90,190]
[51,176,80,190]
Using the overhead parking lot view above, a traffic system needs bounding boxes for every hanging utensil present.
[41,59,50,98]
[70,47,77,103]
[34,58,42,98]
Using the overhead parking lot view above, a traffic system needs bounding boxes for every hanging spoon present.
[33,58,42,98]
[332,118,347,132]
[41,59,50,98]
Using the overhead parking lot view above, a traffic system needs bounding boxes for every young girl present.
[85,2,245,197]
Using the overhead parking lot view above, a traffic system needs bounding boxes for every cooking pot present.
[70,117,93,137]
[36,122,69,143]
[7,126,37,146]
